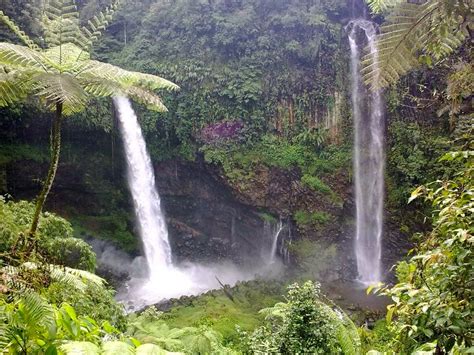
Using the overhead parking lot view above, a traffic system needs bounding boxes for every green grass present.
[294,210,332,228]
[160,281,285,344]
[301,174,332,194]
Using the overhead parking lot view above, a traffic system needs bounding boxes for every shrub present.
[301,174,332,194]
[0,198,96,271]
[244,281,360,354]
[294,210,332,228]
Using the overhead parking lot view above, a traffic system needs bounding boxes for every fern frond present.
[366,0,404,13]
[0,11,40,50]
[136,343,183,355]
[79,61,179,92]
[60,341,101,354]
[43,0,85,51]
[361,0,467,90]
[16,262,105,291]
[126,86,168,112]
[18,291,55,329]
[81,0,121,48]
[0,70,31,107]
[0,43,49,70]
[32,72,88,115]
[102,341,135,354]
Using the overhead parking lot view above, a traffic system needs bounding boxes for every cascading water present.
[262,218,284,264]
[348,20,385,284]
[114,96,172,279]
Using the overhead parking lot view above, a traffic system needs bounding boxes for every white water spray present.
[348,20,384,284]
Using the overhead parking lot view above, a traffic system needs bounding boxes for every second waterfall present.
[348,20,385,284]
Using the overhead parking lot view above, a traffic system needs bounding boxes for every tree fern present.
[361,0,470,90]
[0,0,178,237]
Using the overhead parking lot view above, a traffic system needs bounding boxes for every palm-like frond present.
[102,341,135,354]
[0,70,30,106]
[0,11,40,50]
[366,0,404,13]
[60,341,101,354]
[361,0,468,90]
[126,86,168,112]
[2,262,105,293]
[81,0,121,48]
[0,0,178,114]
[16,291,55,330]
[43,0,83,50]
[33,72,88,114]
[0,43,50,70]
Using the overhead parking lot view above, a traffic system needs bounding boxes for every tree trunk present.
[29,102,63,236]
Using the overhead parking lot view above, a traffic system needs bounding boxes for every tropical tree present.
[362,0,472,90]
[0,0,178,239]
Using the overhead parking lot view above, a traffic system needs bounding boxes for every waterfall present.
[114,96,172,280]
[262,218,284,264]
[114,96,260,309]
[348,20,384,284]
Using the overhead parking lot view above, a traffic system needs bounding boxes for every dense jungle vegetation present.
[0,0,472,354]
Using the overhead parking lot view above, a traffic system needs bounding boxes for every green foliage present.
[289,240,338,279]
[386,120,452,208]
[301,174,332,194]
[0,199,96,271]
[362,0,470,90]
[127,314,237,354]
[203,134,349,203]
[1,260,126,330]
[294,210,332,228]
[0,143,48,165]
[97,0,348,158]
[0,291,142,354]
[376,151,474,353]
[157,280,285,346]
[244,281,360,354]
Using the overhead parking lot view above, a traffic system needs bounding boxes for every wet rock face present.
[154,160,271,265]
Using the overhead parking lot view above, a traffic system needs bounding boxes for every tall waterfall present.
[348,20,384,284]
[114,96,172,279]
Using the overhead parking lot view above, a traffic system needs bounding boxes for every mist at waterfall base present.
[113,97,283,310]
[348,20,385,285]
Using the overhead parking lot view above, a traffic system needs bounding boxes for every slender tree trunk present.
[29,102,63,236]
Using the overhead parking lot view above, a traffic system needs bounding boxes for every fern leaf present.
[0,70,30,107]
[361,0,466,90]
[0,11,40,50]
[21,292,55,327]
[125,86,168,112]
[43,0,85,51]
[81,0,121,48]
[136,343,183,355]
[366,0,404,13]
[0,43,49,70]
[60,341,101,354]
[102,340,135,354]
[79,61,179,92]
[32,72,87,115]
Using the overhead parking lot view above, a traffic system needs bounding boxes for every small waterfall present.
[348,20,384,284]
[114,96,172,279]
[262,218,284,264]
